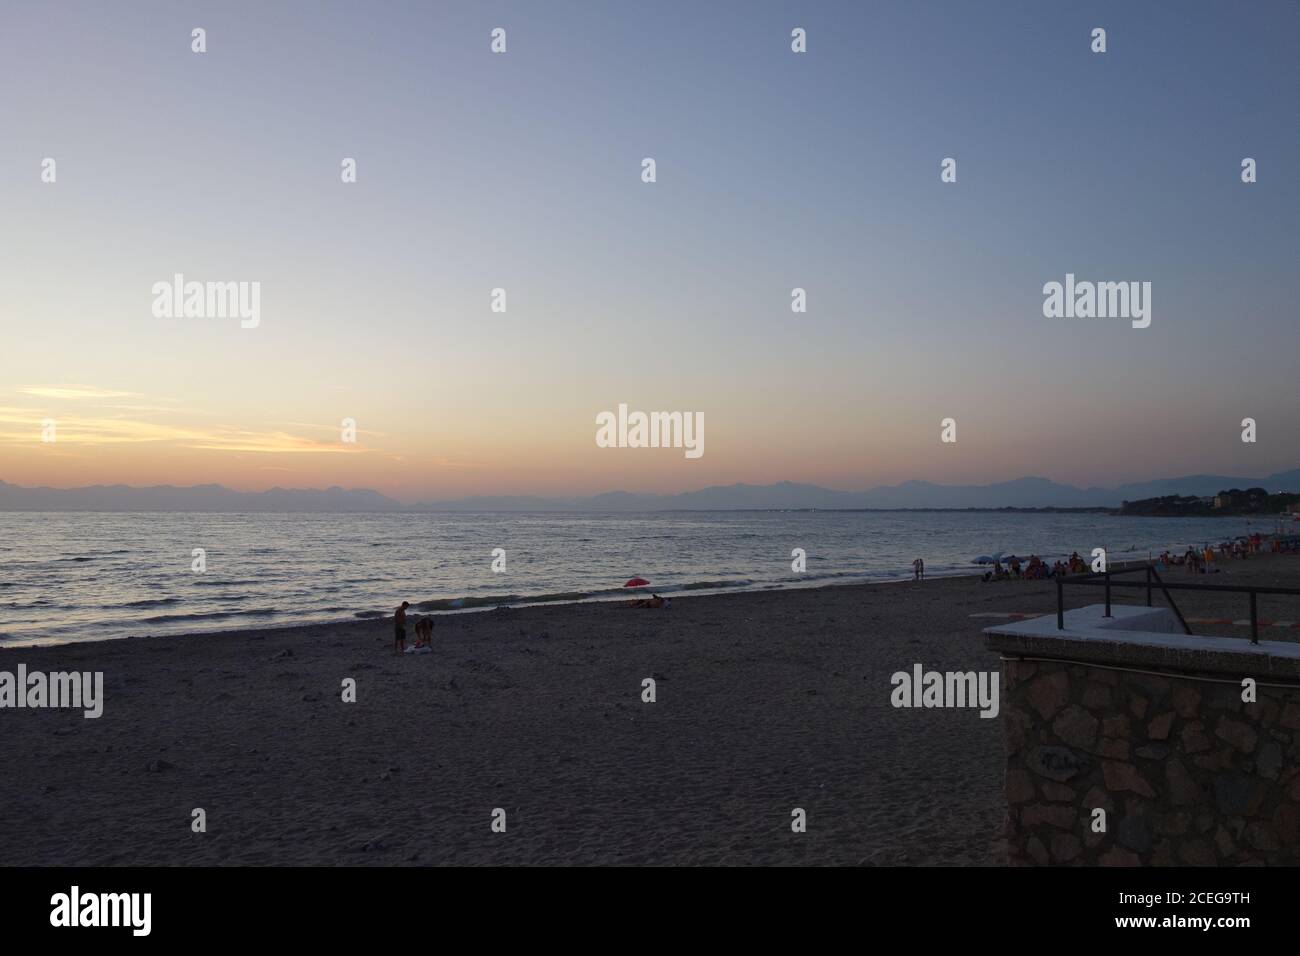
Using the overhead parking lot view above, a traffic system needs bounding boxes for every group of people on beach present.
[1159,533,1276,573]
[979,532,1292,584]
[984,552,1087,583]
[392,601,434,654]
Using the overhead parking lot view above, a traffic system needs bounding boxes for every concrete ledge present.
[985,604,1300,681]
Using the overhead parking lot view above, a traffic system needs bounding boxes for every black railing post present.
[1150,565,1193,635]
[1054,566,1298,643]
[1250,591,1259,645]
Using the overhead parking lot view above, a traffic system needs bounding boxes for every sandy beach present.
[4,556,1298,866]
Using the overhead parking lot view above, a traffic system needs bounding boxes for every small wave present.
[141,610,237,624]
[121,597,182,608]
[140,608,280,624]
[677,579,754,592]
[404,579,761,612]
[414,594,523,611]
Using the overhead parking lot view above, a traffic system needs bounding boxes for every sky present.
[1,1,1297,502]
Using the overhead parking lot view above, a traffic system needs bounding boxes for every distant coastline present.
[1117,488,1300,519]
[2,469,1298,513]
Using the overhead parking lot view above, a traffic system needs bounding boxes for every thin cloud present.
[18,385,136,400]
[0,411,361,454]
[182,430,360,454]
[93,403,187,414]
[266,420,388,439]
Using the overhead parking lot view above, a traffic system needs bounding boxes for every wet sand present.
[3,555,1297,865]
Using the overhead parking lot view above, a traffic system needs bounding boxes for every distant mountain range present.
[2,470,1298,512]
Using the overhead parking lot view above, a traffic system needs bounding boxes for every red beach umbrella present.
[624,577,650,588]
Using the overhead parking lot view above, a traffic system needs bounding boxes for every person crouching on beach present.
[394,601,410,654]
[415,616,433,648]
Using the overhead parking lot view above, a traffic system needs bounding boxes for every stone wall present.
[988,609,1300,866]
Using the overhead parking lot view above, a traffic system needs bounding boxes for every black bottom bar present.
[0,865,1283,942]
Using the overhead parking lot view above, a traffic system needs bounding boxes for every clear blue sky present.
[1,1,1296,499]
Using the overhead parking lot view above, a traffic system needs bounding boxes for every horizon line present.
[2,466,1297,507]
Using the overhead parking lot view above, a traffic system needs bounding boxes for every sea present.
[0,510,1282,646]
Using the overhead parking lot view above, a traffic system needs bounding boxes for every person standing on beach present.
[912,558,925,581]
[394,601,410,654]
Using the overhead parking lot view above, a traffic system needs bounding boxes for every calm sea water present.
[0,510,1278,646]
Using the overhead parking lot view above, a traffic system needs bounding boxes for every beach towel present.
[404,645,432,655]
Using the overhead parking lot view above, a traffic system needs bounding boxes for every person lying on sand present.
[394,601,409,654]
[627,594,669,609]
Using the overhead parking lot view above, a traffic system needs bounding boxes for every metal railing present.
[1055,564,1300,645]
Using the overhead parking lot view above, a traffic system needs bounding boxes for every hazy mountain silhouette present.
[1,469,1297,512]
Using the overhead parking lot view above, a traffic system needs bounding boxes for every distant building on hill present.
[1214,488,1270,512]
[1124,488,1295,517]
